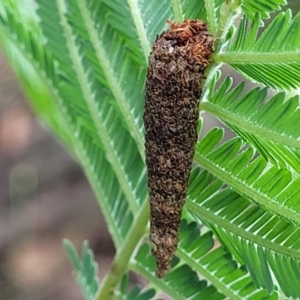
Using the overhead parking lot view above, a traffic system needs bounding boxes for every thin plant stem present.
[95,200,150,300]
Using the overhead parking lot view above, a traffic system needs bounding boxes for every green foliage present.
[117,274,156,300]
[216,10,300,90]
[203,73,300,173]
[63,240,100,300]
[241,0,287,19]
[0,0,300,299]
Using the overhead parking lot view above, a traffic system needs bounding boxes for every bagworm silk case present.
[144,20,213,277]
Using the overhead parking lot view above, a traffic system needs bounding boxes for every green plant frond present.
[3,1,300,299]
[56,0,149,204]
[37,0,145,157]
[202,75,300,173]
[0,4,147,247]
[63,239,100,300]
[130,224,279,299]
[74,126,137,245]
[179,0,205,21]
[194,125,300,227]
[230,125,300,175]
[241,0,287,19]
[37,0,148,212]
[188,169,300,259]
[212,226,300,298]
[186,166,300,297]
[0,29,73,148]
[215,11,300,90]
[178,221,279,299]
[0,4,73,148]
[93,0,146,62]
[98,0,172,59]
[106,0,172,57]
[115,274,156,300]
[131,243,226,299]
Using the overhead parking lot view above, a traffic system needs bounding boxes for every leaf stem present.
[215,51,300,63]
[95,201,149,300]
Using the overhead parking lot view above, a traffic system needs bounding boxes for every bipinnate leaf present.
[216,10,300,91]
[63,239,99,300]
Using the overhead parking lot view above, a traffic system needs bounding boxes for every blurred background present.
[0,50,115,300]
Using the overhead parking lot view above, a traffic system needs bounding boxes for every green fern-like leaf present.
[202,73,300,173]
[189,133,300,297]
[0,0,149,253]
[63,240,100,300]
[187,166,300,297]
[193,124,300,226]
[180,0,205,20]
[130,221,279,299]
[37,0,146,154]
[215,11,300,90]
[116,274,156,300]
[241,0,287,19]
[35,0,150,246]
[2,0,300,299]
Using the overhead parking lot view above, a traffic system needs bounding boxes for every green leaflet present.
[63,240,100,300]
[213,227,300,298]
[202,74,300,173]
[37,0,146,156]
[186,126,300,297]
[216,10,300,90]
[186,165,300,297]
[241,0,287,19]
[117,274,156,300]
[1,1,146,248]
[63,240,158,300]
[131,220,279,299]
[35,0,151,246]
[194,125,300,226]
